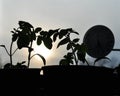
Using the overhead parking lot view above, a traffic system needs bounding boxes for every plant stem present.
[12,48,18,55]
[10,41,13,65]
[67,35,78,65]
[27,42,33,68]
[4,46,10,56]
[85,59,89,66]
[71,46,78,65]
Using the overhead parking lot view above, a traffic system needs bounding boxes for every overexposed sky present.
[0,0,120,68]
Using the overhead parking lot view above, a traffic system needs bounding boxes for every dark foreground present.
[0,65,120,96]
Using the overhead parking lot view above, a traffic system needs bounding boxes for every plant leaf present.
[19,21,33,29]
[37,36,42,45]
[66,28,73,32]
[77,50,86,63]
[11,31,15,33]
[94,57,111,65]
[59,59,68,65]
[21,61,26,64]
[35,27,42,33]
[67,43,71,50]
[71,31,79,35]
[17,35,30,49]
[57,37,69,48]
[0,45,5,47]
[48,28,60,37]
[59,29,68,39]
[12,33,18,42]
[40,31,48,36]
[73,38,79,43]
[53,32,59,42]
[36,54,46,65]
[66,28,79,35]
[43,37,52,49]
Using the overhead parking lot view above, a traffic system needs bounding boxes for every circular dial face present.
[83,25,115,58]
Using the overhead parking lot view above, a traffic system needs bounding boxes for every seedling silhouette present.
[0,21,53,68]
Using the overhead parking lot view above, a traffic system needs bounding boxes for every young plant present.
[52,28,89,65]
[0,21,54,68]
[0,21,89,68]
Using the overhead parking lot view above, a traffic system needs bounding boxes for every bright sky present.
[0,0,120,68]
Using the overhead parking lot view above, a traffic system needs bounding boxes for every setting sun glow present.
[33,43,52,60]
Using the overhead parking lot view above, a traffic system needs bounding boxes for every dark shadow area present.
[0,69,43,96]
[0,65,120,96]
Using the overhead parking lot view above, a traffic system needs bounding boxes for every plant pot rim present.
[41,65,113,69]
[41,65,114,75]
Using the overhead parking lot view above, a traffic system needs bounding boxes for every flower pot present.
[41,65,114,77]
[0,69,42,95]
[41,65,114,95]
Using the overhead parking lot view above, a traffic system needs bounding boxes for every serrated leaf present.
[53,32,59,42]
[31,54,46,65]
[59,29,68,39]
[94,57,111,65]
[73,38,79,43]
[35,27,42,33]
[57,37,69,48]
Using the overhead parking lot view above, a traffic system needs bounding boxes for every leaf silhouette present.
[53,32,59,42]
[73,38,79,43]
[57,37,69,48]
[17,35,30,49]
[37,36,42,45]
[12,33,18,42]
[35,27,42,33]
[70,31,79,35]
[67,43,71,50]
[77,50,86,63]
[21,61,26,64]
[19,21,33,29]
[66,28,73,32]
[66,28,79,35]
[59,59,68,65]
[48,28,60,37]
[0,45,5,47]
[59,29,68,39]
[43,37,52,49]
